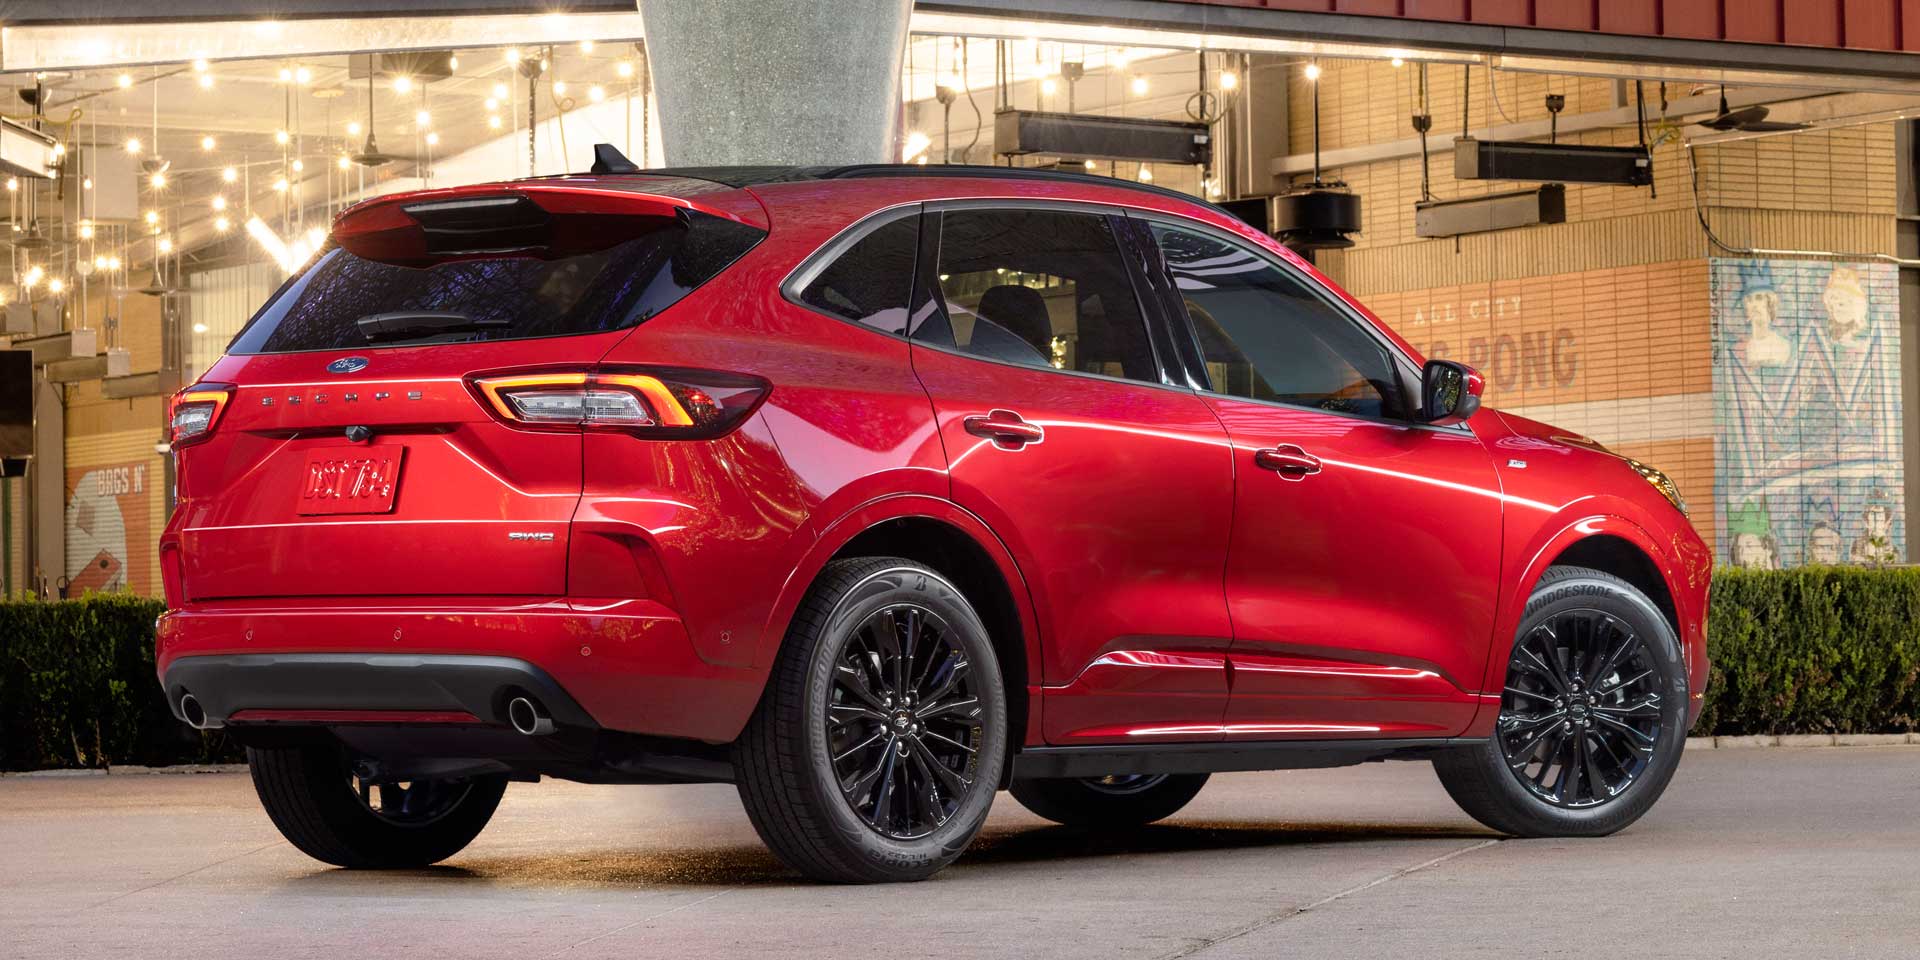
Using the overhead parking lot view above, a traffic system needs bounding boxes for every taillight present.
[168,383,234,448]
[470,368,767,438]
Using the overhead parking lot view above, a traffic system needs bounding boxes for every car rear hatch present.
[168,177,767,602]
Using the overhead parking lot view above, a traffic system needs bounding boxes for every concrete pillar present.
[636,0,911,166]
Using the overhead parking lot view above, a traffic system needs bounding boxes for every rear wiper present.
[355,311,511,343]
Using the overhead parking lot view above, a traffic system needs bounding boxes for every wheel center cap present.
[1568,701,1591,720]
[892,713,912,731]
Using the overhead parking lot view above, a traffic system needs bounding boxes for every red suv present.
[158,152,1712,883]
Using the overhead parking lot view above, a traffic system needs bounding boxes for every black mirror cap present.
[1421,359,1484,426]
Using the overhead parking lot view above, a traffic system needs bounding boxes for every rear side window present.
[794,213,919,334]
[228,210,763,354]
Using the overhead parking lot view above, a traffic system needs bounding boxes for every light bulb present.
[1040,76,1058,96]
[3,177,13,192]
[392,75,412,94]
[221,167,238,183]
[448,55,459,70]
[294,66,311,84]
[484,97,498,110]
[49,278,64,295]
[1304,62,1322,81]
[201,135,216,151]
[192,58,208,72]
[347,120,362,136]
[144,210,159,225]
[274,130,289,145]
[902,130,931,162]
[291,159,304,172]
[1219,71,1238,91]
[415,109,431,127]
[1131,75,1148,95]
[616,61,634,79]
[150,171,167,188]
[79,223,95,239]
[157,236,173,254]
[117,73,133,88]
[588,85,606,103]
[94,255,109,270]
[337,155,351,170]
[193,322,210,334]
[198,73,214,90]
[83,178,93,190]
[504,48,522,65]
[22,266,42,287]
[1083,159,1096,170]
[106,256,121,271]
[213,217,230,233]
[553,80,567,96]
[1391,57,1405,68]
[492,82,509,99]
[211,195,227,211]
[579,39,595,53]
[425,131,440,146]
[1138,166,1153,182]
[487,114,502,130]
[273,177,288,192]
[125,137,141,154]
[278,67,292,83]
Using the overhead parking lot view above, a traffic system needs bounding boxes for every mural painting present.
[1712,258,1903,568]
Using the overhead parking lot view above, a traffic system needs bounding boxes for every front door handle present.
[963,409,1045,448]
[1253,444,1321,479]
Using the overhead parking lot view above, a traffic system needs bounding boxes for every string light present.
[82,178,93,190]
[588,85,605,103]
[337,155,351,170]
[1131,75,1149,95]
[22,266,42,288]
[272,177,288,192]
[274,130,289,145]
[290,159,304,172]
[552,80,567,96]
[157,236,174,254]
[201,135,216,151]
[294,66,311,84]
[48,278,64,295]
[484,97,498,110]
[1040,76,1058,96]
[616,61,634,79]
[487,114,502,130]
[448,55,459,70]
[124,137,141,154]
[220,166,238,183]
[1083,159,1096,170]
[149,171,167,188]
[902,131,931,162]
[192,58,208,72]
[3,177,14,192]
[1391,57,1405,68]
[144,210,159,226]
[79,222,95,240]
[1304,62,1322,81]
[117,73,133,88]
[278,67,292,82]
[579,39,595,53]
[1138,166,1154,182]
[425,131,440,146]
[504,48,522,65]
[392,75,412,94]
[198,73,214,89]
[492,82,509,99]
[106,256,121,271]
[415,109,431,127]
[346,120,362,136]
[1219,71,1238,91]
[193,322,210,334]
[211,195,227,211]
[213,216,231,233]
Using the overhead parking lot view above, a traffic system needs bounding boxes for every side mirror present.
[1420,359,1483,426]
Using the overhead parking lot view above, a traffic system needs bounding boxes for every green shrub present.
[0,594,237,771]
[1699,566,1920,735]
[2,568,1917,770]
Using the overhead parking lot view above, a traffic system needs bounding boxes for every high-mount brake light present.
[168,383,235,448]
[470,370,767,438]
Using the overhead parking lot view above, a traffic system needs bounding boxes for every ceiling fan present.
[349,72,401,167]
[1694,86,1811,133]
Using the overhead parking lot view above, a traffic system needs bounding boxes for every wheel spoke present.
[1592,696,1662,718]
[908,737,972,795]
[905,748,947,828]
[832,728,887,764]
[829,702,887,728]
[833,664,889,712]
[1581,732,1613,800]
[1500,709,1567,733]
[1516,646,1570,695]
[1593,713,1657,752]
[845,736,895,797]
[1598,667,1654,696]
[1588,621,1641,687]
[919,657,970,707]
[917,696,980,722]
[867,740,902,830]
[920,727,977,755]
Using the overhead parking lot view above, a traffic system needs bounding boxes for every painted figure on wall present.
[1713,259,1904,568]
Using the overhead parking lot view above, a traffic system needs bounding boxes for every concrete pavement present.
[5,746,1917,959]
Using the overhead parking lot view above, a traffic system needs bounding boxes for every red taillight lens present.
[168,383,234,448]
[470,369,767,438]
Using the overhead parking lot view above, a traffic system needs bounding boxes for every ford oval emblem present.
[326,356,369,374]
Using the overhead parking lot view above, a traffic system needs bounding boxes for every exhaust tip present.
[179,693,209,730]
[507,695,555,736]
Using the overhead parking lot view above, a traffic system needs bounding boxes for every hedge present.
[2,567,1917,770]
[0,594,236,771]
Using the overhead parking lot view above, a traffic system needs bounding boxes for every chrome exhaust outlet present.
[179,693,214,730]
[507,695,555,736]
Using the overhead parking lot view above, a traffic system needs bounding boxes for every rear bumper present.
[156,597,767,743]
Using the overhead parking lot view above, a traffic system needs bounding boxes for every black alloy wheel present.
[827,603,988,840]
[1498,609,1665,808]
[1433,565,1688,838]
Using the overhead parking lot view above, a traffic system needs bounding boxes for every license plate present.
[297,446,406,516]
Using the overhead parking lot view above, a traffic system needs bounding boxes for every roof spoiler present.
[590,143,640,174]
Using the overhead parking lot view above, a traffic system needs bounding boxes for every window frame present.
[1128,210,1457,431]
[908,198,1186,392]
[777,200,924,338]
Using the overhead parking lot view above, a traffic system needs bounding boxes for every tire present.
[247,743,508,869]
[1010,773,1209,828]
[733,557,1009,883]
[1434,565,1688,837]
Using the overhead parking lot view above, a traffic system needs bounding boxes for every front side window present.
[914,208,1159,384]
[1151,223,1407,420]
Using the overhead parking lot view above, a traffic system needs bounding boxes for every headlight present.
[1625,458,1687,516]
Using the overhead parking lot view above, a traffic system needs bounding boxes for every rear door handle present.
[1253,444,1321,479]
[963,410,1045,447]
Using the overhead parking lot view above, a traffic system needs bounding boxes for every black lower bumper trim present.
[1011,737,1484,779]
[161,653,595,730]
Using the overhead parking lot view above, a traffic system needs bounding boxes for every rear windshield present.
[227,210,764,354]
